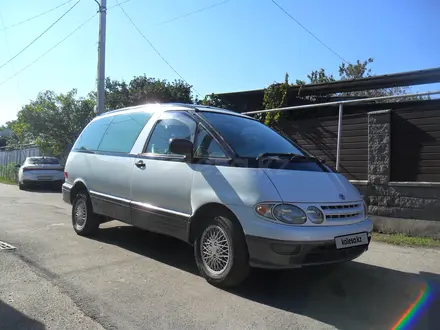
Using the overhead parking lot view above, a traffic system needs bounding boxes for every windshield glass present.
[28,157,60,165]
[201,112,304,158]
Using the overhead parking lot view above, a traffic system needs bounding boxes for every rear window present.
[73,111,153,153]
[28,157,60,165]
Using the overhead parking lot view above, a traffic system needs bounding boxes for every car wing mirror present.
[169,138,193,162]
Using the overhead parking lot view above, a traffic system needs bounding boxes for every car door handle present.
[135,160,145,168]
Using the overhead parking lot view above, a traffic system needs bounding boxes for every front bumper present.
[246,233,371,269]
[238,212,374,269]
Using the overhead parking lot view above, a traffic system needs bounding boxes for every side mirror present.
[169,139,193,161]
[15,164,21,168]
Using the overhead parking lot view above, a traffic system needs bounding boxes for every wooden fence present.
[278,99,440,183]
[391,101,440,182]
[279,113,368,180]
[0,147,41,165]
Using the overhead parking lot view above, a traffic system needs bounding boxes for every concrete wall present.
[350,109,440,239]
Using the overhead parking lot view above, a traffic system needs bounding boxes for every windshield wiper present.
[257,153,310,161]
[257,153,324,163]
[78,146,95,154]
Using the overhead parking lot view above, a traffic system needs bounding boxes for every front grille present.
[321,203,363,221]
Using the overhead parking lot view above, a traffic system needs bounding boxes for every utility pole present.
[95,0,107,115]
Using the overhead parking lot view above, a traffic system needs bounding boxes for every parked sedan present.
[17,156,65,190]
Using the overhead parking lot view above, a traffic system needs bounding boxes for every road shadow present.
[0,300,45,330]
[93,225,440,330]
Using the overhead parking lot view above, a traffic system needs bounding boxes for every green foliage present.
[196,93,232,109]
[260,73,290,126]
[0,163,19,184]
[11,89,95,157]
[260,58,429,126]
[88,75,194,111]
[7,75,196,157]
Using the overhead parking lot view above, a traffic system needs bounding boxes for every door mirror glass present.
[169,138,193,160]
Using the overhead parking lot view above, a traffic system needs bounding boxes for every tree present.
[9,75,198,157]
[261,58,427,125]
[296,58,426,100]
[11,89,95,157]
[88,75,194,111]
[196,93,232,109]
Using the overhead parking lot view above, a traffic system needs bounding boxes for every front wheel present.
[194,214,250,288]
[72,192,100,236]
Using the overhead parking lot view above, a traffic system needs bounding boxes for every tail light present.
[64,171,68,179]
[22,167,31,172]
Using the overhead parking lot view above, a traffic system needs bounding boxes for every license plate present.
[335,232,368,249]
[38,176,52,180]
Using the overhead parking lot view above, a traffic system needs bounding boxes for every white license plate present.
[38,176,52,180]
[335,232,368,249]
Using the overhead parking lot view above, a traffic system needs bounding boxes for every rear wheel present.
[194,214,250,288]
[72,192,100,236]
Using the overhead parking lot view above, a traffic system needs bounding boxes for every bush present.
[0,163,19,184]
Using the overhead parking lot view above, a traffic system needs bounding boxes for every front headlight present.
[307,206,324,224]
[363,201,368,218]
[272,204,307,224]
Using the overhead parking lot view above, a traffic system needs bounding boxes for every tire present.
[194,214,250,288]
[72,191,100,236]
[18,183,27,191]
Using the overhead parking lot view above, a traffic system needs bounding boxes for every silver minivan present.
[62,103,373,288]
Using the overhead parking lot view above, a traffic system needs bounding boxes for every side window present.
[145,112,196,155]
[194,125,227,158]
[73,116,113,151]
[98,112,153,153]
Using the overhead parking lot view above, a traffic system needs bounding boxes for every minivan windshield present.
[201,112,304,158]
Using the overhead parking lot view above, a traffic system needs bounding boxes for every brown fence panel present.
[279,113,368,180]
[391,102,440,182]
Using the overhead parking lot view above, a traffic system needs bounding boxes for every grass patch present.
[0,177,16,185]
[0,163,18,185]
[373,232,440,248]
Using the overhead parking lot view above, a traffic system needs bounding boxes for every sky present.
[0,0,439,125]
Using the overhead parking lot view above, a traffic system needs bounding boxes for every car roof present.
[99,103,254,120]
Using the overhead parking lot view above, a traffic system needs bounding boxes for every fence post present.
[367,109,391,184]
[336,103,343,171]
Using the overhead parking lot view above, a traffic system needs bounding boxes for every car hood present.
[262,169,362,203]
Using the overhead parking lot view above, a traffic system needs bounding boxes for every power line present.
[115,0,202,97]
[0,0,75,32]
[0,0,81,71]
[0,12,22,96]
[153,0,232,27]
[270,0,349,64]
[108,0,132,10]
[0,13,97,87]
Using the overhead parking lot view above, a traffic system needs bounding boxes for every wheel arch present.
[188,202,245,244]
[69,179,90,204]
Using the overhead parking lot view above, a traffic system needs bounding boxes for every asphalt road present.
[0,183,439,330]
